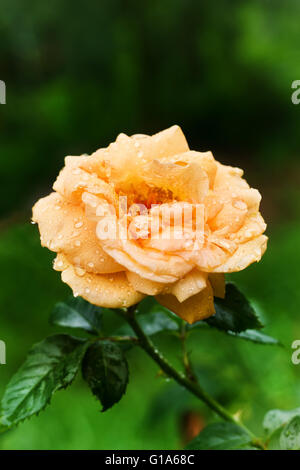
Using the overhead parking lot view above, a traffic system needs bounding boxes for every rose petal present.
[156,281,215,324]
[231,213,266,243]
[143,159,209,203]
[32,192,122,274]
[108,125,189,191]
[214,163,249,191]
[209,200,248,235]
[214,235,268,273]
[53,165,117,206]
[208,273,225,298]
[60,260,144,308]
[171,270,207,303]
[162,150,217,189]
[99,244,179,283]
[126,271,165,295]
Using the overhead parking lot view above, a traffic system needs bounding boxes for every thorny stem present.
[121,305,266,450]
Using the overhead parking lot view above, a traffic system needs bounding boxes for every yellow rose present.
[32,125,267,323]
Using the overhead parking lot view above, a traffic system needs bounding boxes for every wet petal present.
[126,271,165,295]
[213,163,249,191]
[171,270,207,302]
[32,192,122,274]
[231,213,266,243]
[156,281,215,324]
[162,150,217,189]
[143,159,209,203]
[107,125,189,188]
[53,165,117,206]
[214,235,268,273]
[60,261,144,308]
[208,273,225,298]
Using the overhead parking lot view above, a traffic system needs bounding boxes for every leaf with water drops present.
[206,283,263,332]
[185,422,252,450]
[0,334,89,427]
[50,296,103,334]
[280,416,300,450]
[263,407,300,436]
[227,329,281,346]
[82,340,129,412]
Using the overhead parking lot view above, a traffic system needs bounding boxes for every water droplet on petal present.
[74,266,86,276]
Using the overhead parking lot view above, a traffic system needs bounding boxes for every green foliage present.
[0,334,89,427]
[185,422,252,450]
[0,0,299,217]
[50,296,103,335]
[117,297,181,337]
[279,416,300,450]
[262,408,300,450]
[207,283,263,332]
[117,290,279,347]
[2,276,283,445]
[263,407,300,436]
[227,329,281,346]
[82,341,129,412]
[0,278,278,436]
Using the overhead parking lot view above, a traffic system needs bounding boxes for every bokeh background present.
[0,0,300,449]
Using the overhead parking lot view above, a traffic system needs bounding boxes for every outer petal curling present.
[56,255,144,308]
[32,192,122,274]
[53,165,117,206]
[156,281,215,324]
[214,235,268,273]
[171,270,207,303]
[126,271,165,295]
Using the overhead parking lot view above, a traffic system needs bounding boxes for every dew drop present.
[74,266,86,276]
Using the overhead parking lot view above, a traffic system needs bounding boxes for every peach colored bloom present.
[32,126,267,323]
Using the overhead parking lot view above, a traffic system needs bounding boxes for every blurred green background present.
[0,0,300,449]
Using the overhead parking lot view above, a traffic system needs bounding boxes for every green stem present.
[123,305,266,450]
[180,323,197,382]
[99,335,138,343]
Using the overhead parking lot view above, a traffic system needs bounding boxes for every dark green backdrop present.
[0,0,299,449]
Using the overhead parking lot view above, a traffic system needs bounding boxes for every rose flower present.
[32,125,267,323]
